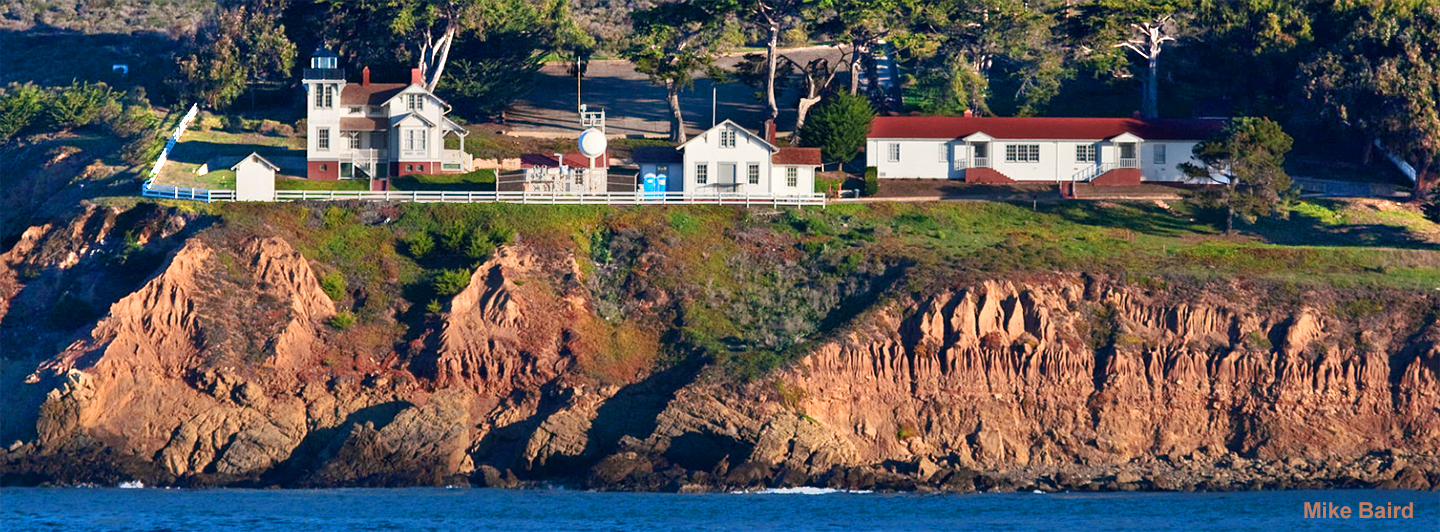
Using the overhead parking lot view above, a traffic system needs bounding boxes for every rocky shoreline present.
[5,441,1438,493]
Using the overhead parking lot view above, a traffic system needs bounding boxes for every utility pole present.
[711,86,717,127]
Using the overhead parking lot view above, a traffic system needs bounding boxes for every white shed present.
[232,152,279,201]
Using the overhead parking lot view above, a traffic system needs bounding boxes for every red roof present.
[773,147,822,166]
[339,117,387,130]
[341,83,408,106]
[867,116,1225,141]
[521,152,609,168]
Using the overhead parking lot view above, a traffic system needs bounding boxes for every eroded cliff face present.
[2,214,1438,492]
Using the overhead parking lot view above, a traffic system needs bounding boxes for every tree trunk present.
[666,80,687,143]
[1144,53,1159,119]
[849,41,865,95]
[1225,182,1237,234]
[1362,138,1374,165]
[1411,158,1433,204]
[795,95,820,140]
[765,22,780,121]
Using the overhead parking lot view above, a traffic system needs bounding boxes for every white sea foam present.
[118,480,145,489]
[741,487,873,495]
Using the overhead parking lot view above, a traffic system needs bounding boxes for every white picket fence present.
[273,189,826,206]
[145,103,200,181]
[142,181,237,202]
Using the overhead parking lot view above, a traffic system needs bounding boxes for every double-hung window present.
[1076,145,1097,163]
[406,130,426,151]
[786,167,798,187]
[939,144,949,162]
[315,84,335,108]
[406,94,425,111]
[1153,144,1167,165]
[695,163,708,184]
[317,129,330,150]
[1005,144,1040,163]
[720,130,737,148]
[747,164,760,185]
[887,143,900,162]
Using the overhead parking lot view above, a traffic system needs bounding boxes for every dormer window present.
[406,94,424,111]
[720,129,737,148]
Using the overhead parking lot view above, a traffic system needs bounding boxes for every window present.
[786,167,798,187]
[720,130,737,148]
[1153,144,1167,165]
[406,164,414,171]
[1005,144,1040,163]
[406,94,424,111]
[939,144,949,162]
[345,132,360,150]
[348,106,362,114]
[887,143,900,162]
[406,130,427,151]
[1076,145,1096,163]
[317,129,330,150]
[314,84,335,108]
[320,164,327,172]
[417,164,424,172]
[1119,143,1136,160]
[695,163,708,184]
[747,164,760,184]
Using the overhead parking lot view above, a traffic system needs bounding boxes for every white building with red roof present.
[865,115,1225,185]
[301,47,472,183]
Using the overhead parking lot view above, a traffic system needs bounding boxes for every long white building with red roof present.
[865,115,1225,185]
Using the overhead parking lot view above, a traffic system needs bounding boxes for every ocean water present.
[1,487,1435,531]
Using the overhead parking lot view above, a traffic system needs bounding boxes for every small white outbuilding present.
[232,152,279,201]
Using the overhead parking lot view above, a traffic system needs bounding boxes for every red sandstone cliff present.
[1,211,1437,491]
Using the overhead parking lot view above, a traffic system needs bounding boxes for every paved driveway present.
[506,47,851,138]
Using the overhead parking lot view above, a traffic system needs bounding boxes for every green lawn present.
[275,179,369,191]
[390,169,497,191]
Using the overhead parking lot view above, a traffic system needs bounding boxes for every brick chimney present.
[362,66,370,86]
[411,68,423,86]
[763,119,776,144]
[963,109,973,117]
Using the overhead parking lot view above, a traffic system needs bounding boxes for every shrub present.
[439,223,469,253]
[465,229,496,262]
[320,271,347,302]
[863,167,879,197]
[328,310,356,330]
[1423,185,1440,224]
[432,268,473,296]
[0,83,47,142]
[404,231,435,258]
[45,81,116,131]
[814,176,843,195]
[221,115,244,133]
[487,225,516,246]
[426,299,443,313]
